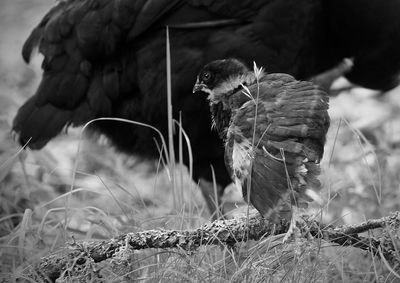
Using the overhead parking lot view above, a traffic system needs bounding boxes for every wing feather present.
[227,73,329,219]
[15,0,179,147]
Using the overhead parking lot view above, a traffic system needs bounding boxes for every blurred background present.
[1,0,400,281]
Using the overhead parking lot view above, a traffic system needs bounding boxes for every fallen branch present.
[26,211,400,282]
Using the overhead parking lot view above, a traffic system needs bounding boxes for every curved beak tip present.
[192,84,201,93]
[192,83,207,94]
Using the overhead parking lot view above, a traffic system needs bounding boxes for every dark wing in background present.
[226,74,329,219]
[14,0,183,149]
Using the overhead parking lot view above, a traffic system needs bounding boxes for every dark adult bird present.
[193,59,329,225]
[12,0,400,213]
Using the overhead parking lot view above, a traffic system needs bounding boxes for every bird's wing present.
[22,0,184,64]
[15,0,314,150]
[15,0,185,148]
[20,0,187,109]
[226,74,329,219]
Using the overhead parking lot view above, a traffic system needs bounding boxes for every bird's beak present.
[192,78,207,94]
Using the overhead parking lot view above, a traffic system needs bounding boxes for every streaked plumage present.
[194,59,329,220]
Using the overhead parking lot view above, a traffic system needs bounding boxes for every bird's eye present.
[202,71,212,82]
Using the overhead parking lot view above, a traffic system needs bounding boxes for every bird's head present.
[193,59,257,107]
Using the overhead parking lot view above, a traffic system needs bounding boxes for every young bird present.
[193,59,329,227]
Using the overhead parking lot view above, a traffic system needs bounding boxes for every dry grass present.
[1,1,400,282]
